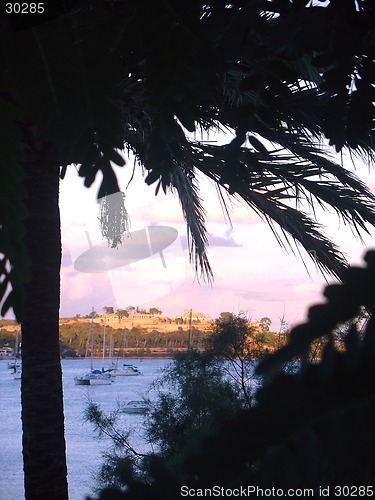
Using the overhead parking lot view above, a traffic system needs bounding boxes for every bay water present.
[0,358,171,500]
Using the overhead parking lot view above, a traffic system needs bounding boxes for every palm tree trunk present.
[21,125,68,499]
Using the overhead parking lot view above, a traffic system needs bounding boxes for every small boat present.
[114,363,142,376]
[13,368,21,380]
[0,347,13,359]
[122,400,149,414]
[74,369,113,386]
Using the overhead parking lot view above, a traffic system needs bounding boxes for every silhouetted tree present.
[85,351,243,492]
[259,317,272,333]
[149,307,162,315]
[1,1,374,498]
[206,312,267,406]
[89,252,375,499]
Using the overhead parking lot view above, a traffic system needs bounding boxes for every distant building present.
[129,313,152,320]
[182,309,211,321]
[92,310,213,332]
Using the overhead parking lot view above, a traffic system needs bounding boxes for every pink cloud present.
[60,248,118,317]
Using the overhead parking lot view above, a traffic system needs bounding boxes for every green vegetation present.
[0,328,19,349]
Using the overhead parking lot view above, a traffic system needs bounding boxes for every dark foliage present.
[205,313,272,406]
[145,352,244,465]
[85,351,244,495]
[90,251,375,498]
[1,0,375,319]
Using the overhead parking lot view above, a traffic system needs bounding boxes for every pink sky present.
[59,156,375,332]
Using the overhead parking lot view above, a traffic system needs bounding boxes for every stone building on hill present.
[183,309,207,320]
[93,309,213,332]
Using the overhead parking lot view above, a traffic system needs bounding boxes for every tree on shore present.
[0,1,374,498]
[104,306,115,315]
[206,312,267,406]
[149,307,162,315]
[116,309,129,321]
[259,317,272,333]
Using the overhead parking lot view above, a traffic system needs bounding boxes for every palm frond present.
[170,167,213,282]
[189,141,375,278]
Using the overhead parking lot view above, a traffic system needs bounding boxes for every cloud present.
[179,231,243,251]
[61,230,189,316]
[60,246,118,316]
[364,176,375,195]
[208,232,243,248]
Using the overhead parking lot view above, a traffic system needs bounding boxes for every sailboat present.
[113,328,141,376]
[74,309,113,386]
[100,316,117,378]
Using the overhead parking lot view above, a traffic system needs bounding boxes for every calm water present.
[0,358,171,500]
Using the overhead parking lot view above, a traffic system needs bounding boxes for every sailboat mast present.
[123,328,127,360]
[90,307,95,370]
[102,314,107,363]
[109,333,113,364]
[15,329,19,358]
[188,309,193,351]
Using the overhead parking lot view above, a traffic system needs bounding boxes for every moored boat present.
[0,347,13,360]
[122,400,149,414]
[113,328,142,376]
[74,369,113,386]
[114,363,141,376]
[74,308,114,386]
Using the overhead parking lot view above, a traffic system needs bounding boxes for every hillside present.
[59,313,213,357]
[0,313,278,359]
[0,313,215,358]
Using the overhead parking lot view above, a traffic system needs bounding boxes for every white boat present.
[74,369,113,386]
[74,308,113,386]
[13,369,21,380]
[114,363,142,376]
[122,400,149,414]
[0,347,14,360]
